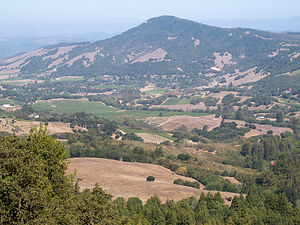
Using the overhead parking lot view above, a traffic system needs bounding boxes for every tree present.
[144,196,165,225]
[276,111,284,123]
[0,126,78,224]
[147,176,155,181]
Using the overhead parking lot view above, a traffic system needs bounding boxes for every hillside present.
[67,158,237,203]
[1,16,300,88]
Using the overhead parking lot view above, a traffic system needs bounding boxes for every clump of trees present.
[174,178,200,189]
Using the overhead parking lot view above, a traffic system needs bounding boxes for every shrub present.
[176,166,187,175]
[177,153,191,161]
[146,176,155,181]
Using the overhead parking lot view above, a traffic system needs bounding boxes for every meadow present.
[33,99,210,120]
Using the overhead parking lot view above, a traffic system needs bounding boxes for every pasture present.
[33,99,210,120]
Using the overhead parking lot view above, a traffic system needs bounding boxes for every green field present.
[51,76,84,82]
[33,100,118,117]
[144,88,166,95]
[33,100,210,120]
[121,128,175,140]
[290,69,300,77]
[163,97,181,105]
[178,98,191,104]
[163,97,191,105]
[0,99,17,105]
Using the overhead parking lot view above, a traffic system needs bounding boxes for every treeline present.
[1,129,299,224]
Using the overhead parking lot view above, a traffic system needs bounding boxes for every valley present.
[0,15,299,214]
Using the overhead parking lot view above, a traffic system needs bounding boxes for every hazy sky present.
[1,0,300,34]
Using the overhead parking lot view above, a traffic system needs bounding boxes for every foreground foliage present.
[1,127,300,224]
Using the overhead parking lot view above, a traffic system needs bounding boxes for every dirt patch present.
[67,158,238,203]
[140,85,156,93]
[268,50,279,57]
[132,48,168,63]
[223,67,267,86]
[213,52,235,70]
[156,115,222,131]
[43,45,77,61]
[67,50,101,66]
[289,52,300,62]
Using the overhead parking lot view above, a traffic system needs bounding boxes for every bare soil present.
[67,158,238,203]
[132,48,168,63]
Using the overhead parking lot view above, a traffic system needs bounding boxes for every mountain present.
[1,16,299,87]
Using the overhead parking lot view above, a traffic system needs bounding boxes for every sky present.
[1,0,300,35]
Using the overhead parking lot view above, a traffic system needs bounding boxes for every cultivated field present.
[33,99,210,120]
[136,133,172,144]
[152,115,222,131]
[67,158,238,203]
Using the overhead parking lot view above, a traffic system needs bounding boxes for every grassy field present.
[51,76,84,82]
[33,100,118,117]
[33,100,210,120]
[144,88,166,95]
[163,97,181,105]
[122,127,175,140]
[0,99,16,105]
[178,98,191,104]
[163,97,191,105]
[67,158,239,203]
[290,69,300,77]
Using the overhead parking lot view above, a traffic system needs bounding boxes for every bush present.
[146,176,155,181]
[177,153,191,161]
[122,155,132,162]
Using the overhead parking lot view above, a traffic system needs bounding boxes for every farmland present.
[32,99,210,120]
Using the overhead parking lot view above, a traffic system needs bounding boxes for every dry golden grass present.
[0,118,77,135]
[67,158,239,204]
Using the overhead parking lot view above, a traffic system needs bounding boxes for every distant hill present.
[0,32,113,60]
[1,16,299,87]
